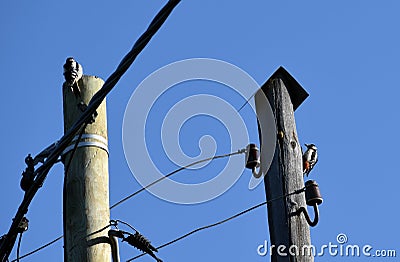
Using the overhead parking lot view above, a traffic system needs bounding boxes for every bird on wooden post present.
[302,143,318,176]
[63,57,83,99]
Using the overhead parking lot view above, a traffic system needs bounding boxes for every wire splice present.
[124,232,158,253]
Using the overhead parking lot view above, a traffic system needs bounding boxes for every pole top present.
[262,66,309,111]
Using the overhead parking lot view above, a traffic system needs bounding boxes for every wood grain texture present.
[63,75,110,262]
[262,77,312,262]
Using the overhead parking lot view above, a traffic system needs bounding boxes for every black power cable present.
[11,186,307,261]
[0,1,182,261]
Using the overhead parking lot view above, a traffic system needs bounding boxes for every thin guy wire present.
[11,149,239,261]
[13,186,306,261]
[110,150,244,209]
[10,236,62,262]
[64,125,86,174]
[236,91,257,113]
[11,222,112,262]
[114,220,138,233]
[15,234,21,262]
[126,187,306,261]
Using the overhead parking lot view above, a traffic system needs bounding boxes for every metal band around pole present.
[62,134,109,156]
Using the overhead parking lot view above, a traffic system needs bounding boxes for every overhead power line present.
[12,149,244,261]
[0,0,182,261]
[126,187,306,261]
[110,149,245,209]
[236,91,257,113]
[13,186,306,262]
[10,236,62,262]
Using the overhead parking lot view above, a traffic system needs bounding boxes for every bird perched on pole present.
[63,57,83,98]
[302,144,318,176]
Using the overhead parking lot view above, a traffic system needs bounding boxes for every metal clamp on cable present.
[62,133,109,156]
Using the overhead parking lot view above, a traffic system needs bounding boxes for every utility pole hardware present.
[258,67,312,261]
[63,74,110,262]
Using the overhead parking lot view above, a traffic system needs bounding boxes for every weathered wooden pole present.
[62,74,110,262]
[258,67,312,261]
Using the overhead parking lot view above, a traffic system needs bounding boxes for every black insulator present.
[124,232,158,253]
[245,143,260,170]
[305,180,323,206]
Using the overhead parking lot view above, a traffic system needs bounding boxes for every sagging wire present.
[0,0,182,260]
[10,236,63,262]
[11,221,116,262]
[110,149,246,209]
[126,186,306,261]
[12,184,306,261]
[11,148,245,261]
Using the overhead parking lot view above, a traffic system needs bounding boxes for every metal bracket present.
[297,204,320,227]
[62,134,108,156]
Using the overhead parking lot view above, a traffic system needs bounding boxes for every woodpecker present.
[63,57,83,98]
[302,143,318,176]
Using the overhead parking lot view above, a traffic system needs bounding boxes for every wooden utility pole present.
[62,75,111,262]
[258,67,312,261]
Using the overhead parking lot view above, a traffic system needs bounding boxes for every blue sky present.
[1,1,399,261]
